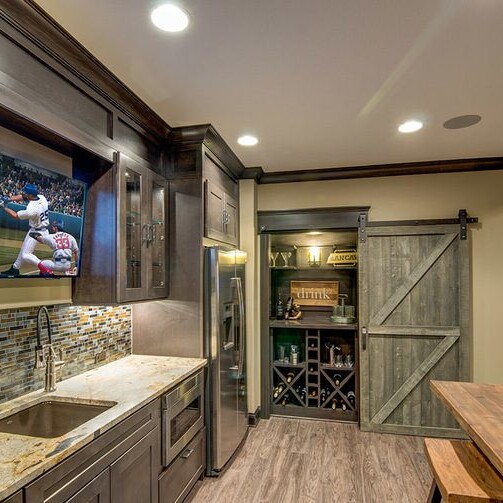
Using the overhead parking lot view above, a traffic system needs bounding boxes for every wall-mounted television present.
[0,151,86,278]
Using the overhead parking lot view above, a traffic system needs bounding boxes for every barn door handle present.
[361,326,368,351]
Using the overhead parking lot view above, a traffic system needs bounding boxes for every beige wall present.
[0,126,72,307]
[239,180,261,413]
[257,170,503,387]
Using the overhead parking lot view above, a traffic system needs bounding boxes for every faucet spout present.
[34,306,64,391]
[36,306,52,347]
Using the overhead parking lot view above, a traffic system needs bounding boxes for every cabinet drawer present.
[159,428,205,503]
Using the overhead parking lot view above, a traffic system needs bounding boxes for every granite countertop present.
[0,354,207,501]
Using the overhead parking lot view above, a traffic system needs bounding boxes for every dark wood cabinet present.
[110,426,159,503]
[1,491,23,503]
[73,152,168,304]
[204,180,238,247]
[159,428,205,503]
[65,470,110,503]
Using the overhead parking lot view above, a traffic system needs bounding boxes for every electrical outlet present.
[95,350,107,363]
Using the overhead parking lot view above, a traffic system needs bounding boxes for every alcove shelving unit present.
[268,230,359,423]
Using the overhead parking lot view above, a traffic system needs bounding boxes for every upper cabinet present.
[73,152,168,304]
[167,125,244,249]
[118,154,168,302]
[204,157,239,247]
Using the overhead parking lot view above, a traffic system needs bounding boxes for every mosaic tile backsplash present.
[0,304,131,403]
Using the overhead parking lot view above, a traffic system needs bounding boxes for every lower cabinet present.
[159,428,205,503]
[24,399,160,503]
[2,491,23,503]
[65,469,110,503]
[110,427,159,503]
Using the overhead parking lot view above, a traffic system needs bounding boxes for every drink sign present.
[290,281,339,307]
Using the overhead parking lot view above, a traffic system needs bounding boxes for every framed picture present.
[290,280,339,307]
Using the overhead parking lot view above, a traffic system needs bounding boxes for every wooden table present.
[431,380,503,477]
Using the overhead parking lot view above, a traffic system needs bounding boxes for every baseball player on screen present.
[30,220,79,276]
[0,183,52,277]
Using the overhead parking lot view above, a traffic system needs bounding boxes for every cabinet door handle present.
[142,224,149,246]
[361,326,368,351]
[181,448,194,459]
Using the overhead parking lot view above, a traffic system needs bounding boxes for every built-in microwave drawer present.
[162,370,204,466]
[159,427,205,503]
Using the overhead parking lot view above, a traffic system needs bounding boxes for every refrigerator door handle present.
[234,276,245,376]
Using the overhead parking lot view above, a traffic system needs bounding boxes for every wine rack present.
[271,318,358,422]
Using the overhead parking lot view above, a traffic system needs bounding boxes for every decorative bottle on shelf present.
[286,371,295,383]
[333,374,342,386]
[273,383,284,399]
[347,391,356,408]
[276,299,284,320]
[281,393,290,407]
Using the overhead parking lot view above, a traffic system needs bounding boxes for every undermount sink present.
[0,399,117,438]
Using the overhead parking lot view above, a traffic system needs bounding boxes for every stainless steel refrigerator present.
[204,246,248,475]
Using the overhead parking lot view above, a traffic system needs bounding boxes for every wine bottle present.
[309,365,315,373]
[331,398,337,410]
[341,400,347,411]
[347,390,356,407]
[281,393,290,407]
[286,371,295,383]
[310,389,317,397]
[310,342,316,348]
[333,373,342,386]
[320,388,328,403]
[273,383,284,398]
[300,387,307,401]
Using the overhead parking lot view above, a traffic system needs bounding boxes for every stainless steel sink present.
[0,399,116,438]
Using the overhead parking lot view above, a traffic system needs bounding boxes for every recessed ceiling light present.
[237,135,258,146]
[398,120,423,133]
[306,231,322,235]
[151,4,189,32]
[443,115,481,129]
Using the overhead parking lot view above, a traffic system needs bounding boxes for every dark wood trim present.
[0,0,171,141]
[253,157,503,184]
[248,407,261,427]
[169,124,245,180]
[258,206,370,233]
[260,234,271,419]
[240,166,264,181]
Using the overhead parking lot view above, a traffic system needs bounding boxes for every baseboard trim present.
[248,407,261,427]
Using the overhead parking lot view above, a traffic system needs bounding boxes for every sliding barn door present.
[359,224,470,437]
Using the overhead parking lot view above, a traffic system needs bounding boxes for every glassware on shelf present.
[278,344,286,362]
[270,251,279,267]
[290,345,298,364]
[334,346,344,367]
[344,354,354,367]
[280,251,292,268]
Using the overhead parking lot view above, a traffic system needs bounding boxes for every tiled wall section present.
[0,304,131,403]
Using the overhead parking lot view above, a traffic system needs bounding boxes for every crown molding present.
[0,0,171,141]
[169,124,245,179]
[252,157,503,184]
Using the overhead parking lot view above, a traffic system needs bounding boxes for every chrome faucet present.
[34,306,65,392]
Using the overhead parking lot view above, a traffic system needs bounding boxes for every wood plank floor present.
[192,417,433,503]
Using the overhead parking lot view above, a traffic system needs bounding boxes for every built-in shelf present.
[270,317,357,330]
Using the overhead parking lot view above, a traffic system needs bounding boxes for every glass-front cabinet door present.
[117,152,168,302]
[118,153,147,302]
[148,172,168,298]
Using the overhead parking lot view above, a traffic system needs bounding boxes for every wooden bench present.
[424,438,503,502]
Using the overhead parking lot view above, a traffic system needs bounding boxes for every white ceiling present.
[35,0,503,173]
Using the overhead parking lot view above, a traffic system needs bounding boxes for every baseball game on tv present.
[0,151,86,278]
